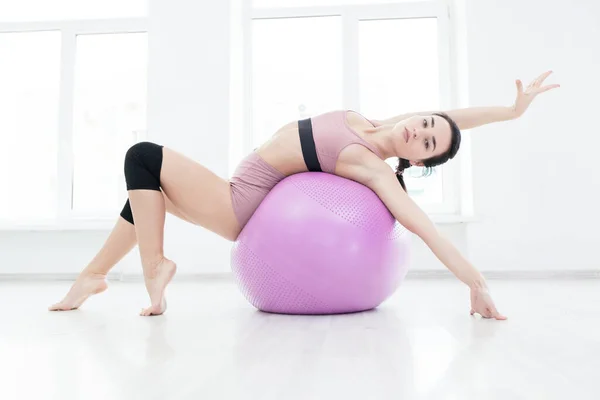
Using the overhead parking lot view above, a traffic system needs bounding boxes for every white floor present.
[1,278,599,400]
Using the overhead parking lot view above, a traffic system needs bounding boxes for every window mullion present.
[57,28,76,221]
[436,2,459,214]
[250,3,439,20]
[243,0,254,157]
[436,2,452,110]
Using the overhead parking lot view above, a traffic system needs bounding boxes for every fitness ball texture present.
[230,172,411,315]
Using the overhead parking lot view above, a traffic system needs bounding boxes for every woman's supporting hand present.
[470,286,507,320]
[513,70,560,118]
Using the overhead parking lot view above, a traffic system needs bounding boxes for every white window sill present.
[0,214,478,231]
[0,218,117,231]
[430,214,479,224]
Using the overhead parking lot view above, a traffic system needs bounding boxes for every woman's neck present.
[364,124,397,160]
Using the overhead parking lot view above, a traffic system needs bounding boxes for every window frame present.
[241,0,462,215]
[0,18,148,229]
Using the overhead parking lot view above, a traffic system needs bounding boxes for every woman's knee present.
[124,142,164,191]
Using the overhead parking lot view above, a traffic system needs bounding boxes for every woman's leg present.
[128,188,172,317]
[49,143,241,314]
[126,144,241,316]
[48,194,198,311]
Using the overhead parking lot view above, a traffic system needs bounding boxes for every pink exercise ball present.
[230,172,411,315]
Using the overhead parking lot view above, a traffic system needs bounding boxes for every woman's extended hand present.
[470,287,507,320]
[513,70,560,118]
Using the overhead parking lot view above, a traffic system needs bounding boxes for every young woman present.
[49,71,559,319]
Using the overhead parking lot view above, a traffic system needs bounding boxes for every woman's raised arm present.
[372,70,559,131]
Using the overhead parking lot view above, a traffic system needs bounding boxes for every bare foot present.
[140,258,177,316]
[49,272,108,311]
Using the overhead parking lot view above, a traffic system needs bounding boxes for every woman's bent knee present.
[124,142,164,191]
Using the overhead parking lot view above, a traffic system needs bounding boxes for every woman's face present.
[391,115,452,165]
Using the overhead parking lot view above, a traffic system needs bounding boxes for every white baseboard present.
[405,270,600,280]
[1,270,600,282]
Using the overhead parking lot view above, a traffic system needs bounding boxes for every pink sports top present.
[309,110,383,173]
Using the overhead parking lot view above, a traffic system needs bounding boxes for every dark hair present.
[395,112,461,191]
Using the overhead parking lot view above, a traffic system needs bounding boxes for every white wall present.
[142,0,232,276]
[1,0,598,277]
[464,0,600,272]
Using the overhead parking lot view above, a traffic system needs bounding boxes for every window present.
[251,16,343,148]
[0,32,61,220]
[0,5,148,224]
[239,0,457,214]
